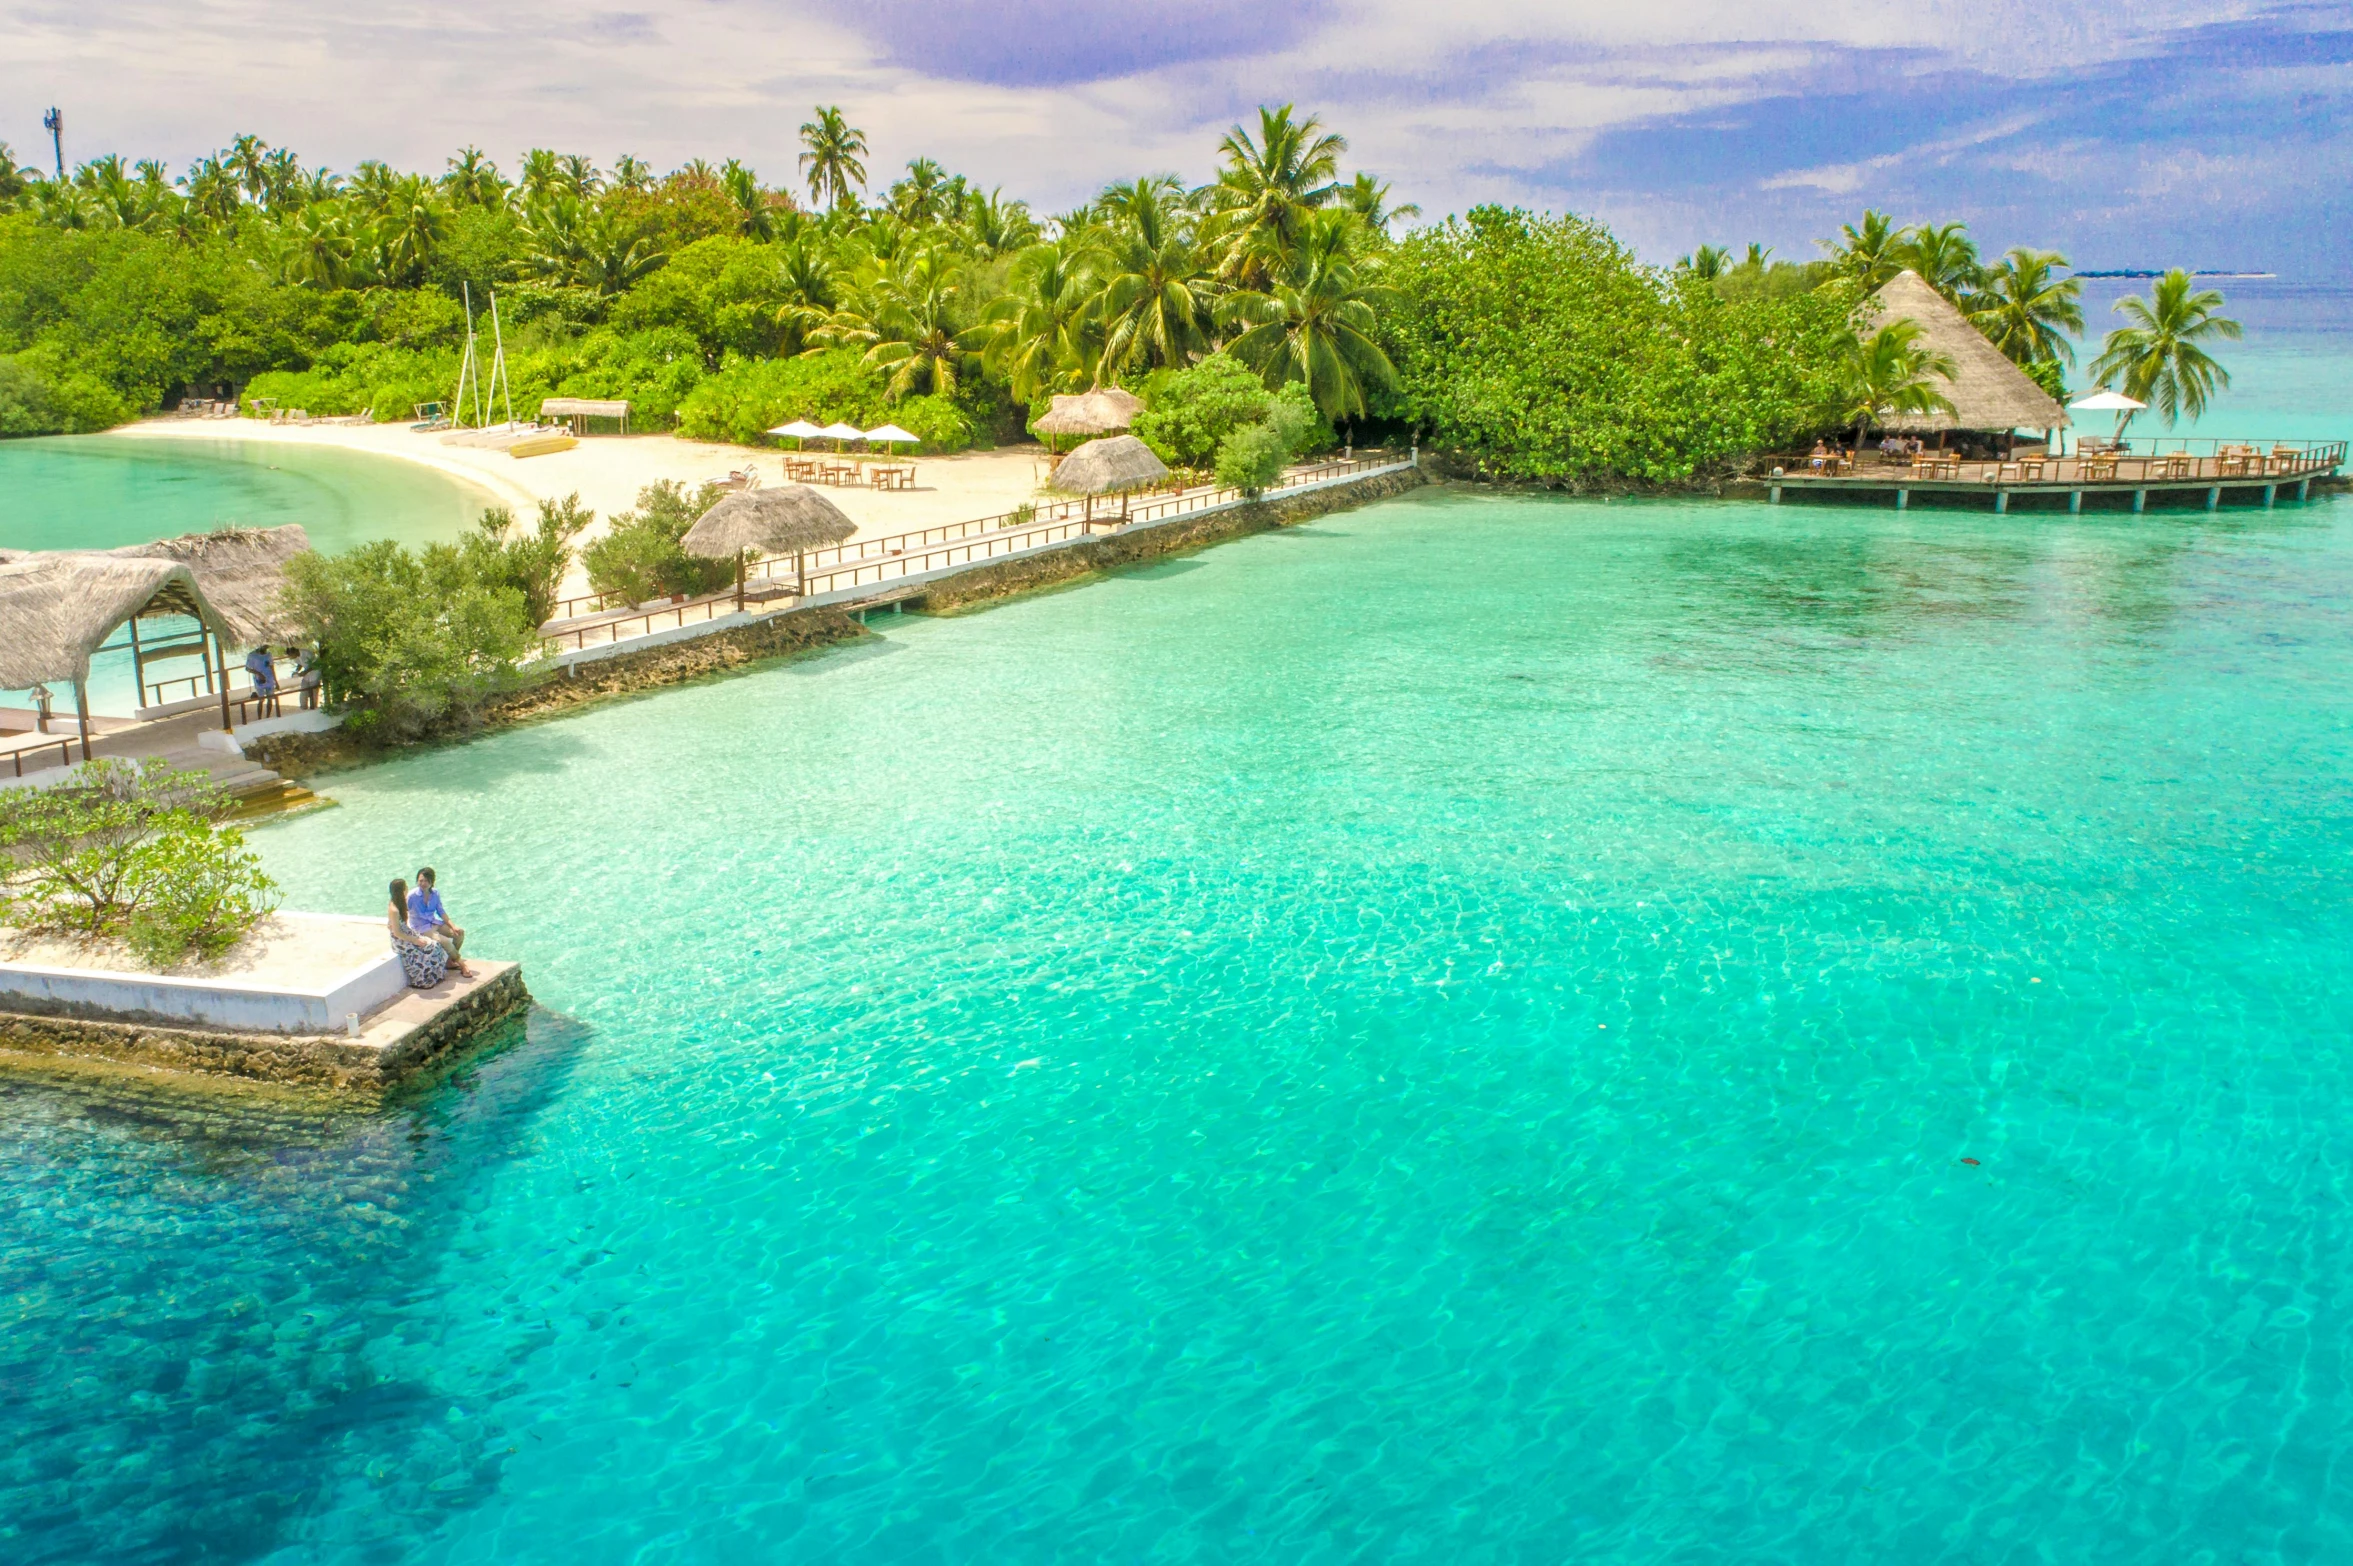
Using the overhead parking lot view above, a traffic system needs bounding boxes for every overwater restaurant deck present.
[1764,437,2348,512]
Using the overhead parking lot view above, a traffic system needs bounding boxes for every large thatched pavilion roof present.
[0,524,311,693]
[1864,270,2071,434]
[0,555,233,690]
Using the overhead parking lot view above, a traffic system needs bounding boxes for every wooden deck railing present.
[540,453,1411,657]
[1768,439,2344,484]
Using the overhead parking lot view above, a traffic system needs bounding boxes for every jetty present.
[1758,438,2346,512]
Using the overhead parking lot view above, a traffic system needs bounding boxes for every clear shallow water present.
[0,436,491,712]
[6,487,2353,1563]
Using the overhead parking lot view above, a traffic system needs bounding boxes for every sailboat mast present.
[488,290,515,429]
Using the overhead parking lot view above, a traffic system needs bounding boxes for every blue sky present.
[6,0,2350,274]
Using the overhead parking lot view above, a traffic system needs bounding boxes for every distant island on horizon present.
[2076,269,2277,279]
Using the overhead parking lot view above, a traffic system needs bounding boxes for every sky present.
[6,0,2351,275]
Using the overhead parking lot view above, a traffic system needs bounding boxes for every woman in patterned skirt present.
[387,877,449,988]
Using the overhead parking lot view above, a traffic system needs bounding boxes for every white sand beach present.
[113,419,1065,593]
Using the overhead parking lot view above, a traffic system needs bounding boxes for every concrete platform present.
[0,931,528,1093]
[0,912,404,1033]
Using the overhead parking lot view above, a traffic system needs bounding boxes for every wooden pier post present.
[2133,490,2146,514]
[1894,489,1907,511]
[2263,484,2276,509]
[2207,486,2221,511]
[2299,478,2312,502]
[2069,490,2083,514]
[1994,489,2008,514]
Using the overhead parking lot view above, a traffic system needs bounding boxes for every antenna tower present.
[41,108,63,180]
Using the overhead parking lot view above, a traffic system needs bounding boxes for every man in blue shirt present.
[406,867,471,976]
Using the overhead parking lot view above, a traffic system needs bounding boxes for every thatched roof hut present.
[1050,435,1169,496]
[1864,270,2070,433]
[105,524,311,645]
[0,554,231,691]
[682,487,856,558]
[1033,387,1147,439]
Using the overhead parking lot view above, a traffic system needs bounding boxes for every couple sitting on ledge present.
[386,867,472,988]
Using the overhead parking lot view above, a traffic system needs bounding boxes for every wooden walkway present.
[1760,440,2345,512]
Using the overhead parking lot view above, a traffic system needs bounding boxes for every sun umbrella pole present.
[213,630,232,731]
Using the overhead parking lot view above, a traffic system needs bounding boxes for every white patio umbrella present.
[767,418,825,449]
[863,423,920,453]
[2069,388,2148,446]
[817,420,865,453]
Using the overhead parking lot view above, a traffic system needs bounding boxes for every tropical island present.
[0,105,2241,485]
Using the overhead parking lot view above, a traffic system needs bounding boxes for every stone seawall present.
[909,466,1431,613]
[0,965,531,1094]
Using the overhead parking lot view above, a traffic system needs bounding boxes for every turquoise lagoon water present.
[4,484,2349,1563]
[0,436,490,712]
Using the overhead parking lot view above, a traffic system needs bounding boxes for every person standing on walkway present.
[243,646,278,717]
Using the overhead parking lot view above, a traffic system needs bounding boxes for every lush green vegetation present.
[1,114,2222,476]
[280,508,576,739]
[0,759,279,964]
[581,482,738,603]
[1385,210,1856,484]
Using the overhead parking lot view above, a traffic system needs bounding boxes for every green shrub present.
[459,494,593,626]
[1132,355,1274,467]
[1382,207,1855,484]
[1215,421,1289,496]
[0,759,277,963]
[125,820,281,966]
[674,349,888,445]
[581,480,737,603]
[281,539,550,740]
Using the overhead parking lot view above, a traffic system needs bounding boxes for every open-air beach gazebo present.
[1863,270,2071,450]
[0,525,312,753]
[682,485,857,609]
[1049,434,1169,524]
[540,397,631,435]
[0,555,236,758]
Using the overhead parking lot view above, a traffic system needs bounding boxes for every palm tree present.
[821,247,971,398]
[798,107,869,210]
[1338,172,1419,235]
[0,144,28,208]
[1823,209,1905,289]
[890,158,949,224]
[518,149,566,206]
[380,176,447,280]
[1830,320,1957,444]
[1969,248,2083,368]
[574,213,666,295]
[2088,270,2241,425]
[347,160,399,215]
[609,154,654,195]
[960,187,1038,258]
[979,240,1103,402]
[557,154,601,197]
[1206,104,1346,285]
[771,239,837,354]
[1681,245,1731,282]
[721,160,776,240]
[1220,208,1397,420]
[1898,221,1982,304]
[1095,180,1215,379]
[277,204,357,288]
[180,157,243,225]
[226,134,271,203]
[301,168,344,206]
[442,148,506,207]
[259,148,305,213]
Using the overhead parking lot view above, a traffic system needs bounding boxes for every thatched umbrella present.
[1047,434,1170,525]
[1032,388,1146,449]
[682,485,857,608]
[0,554,233,758]
[108,524,311,646]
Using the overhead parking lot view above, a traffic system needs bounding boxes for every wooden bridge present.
[1757,438,2346,513]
